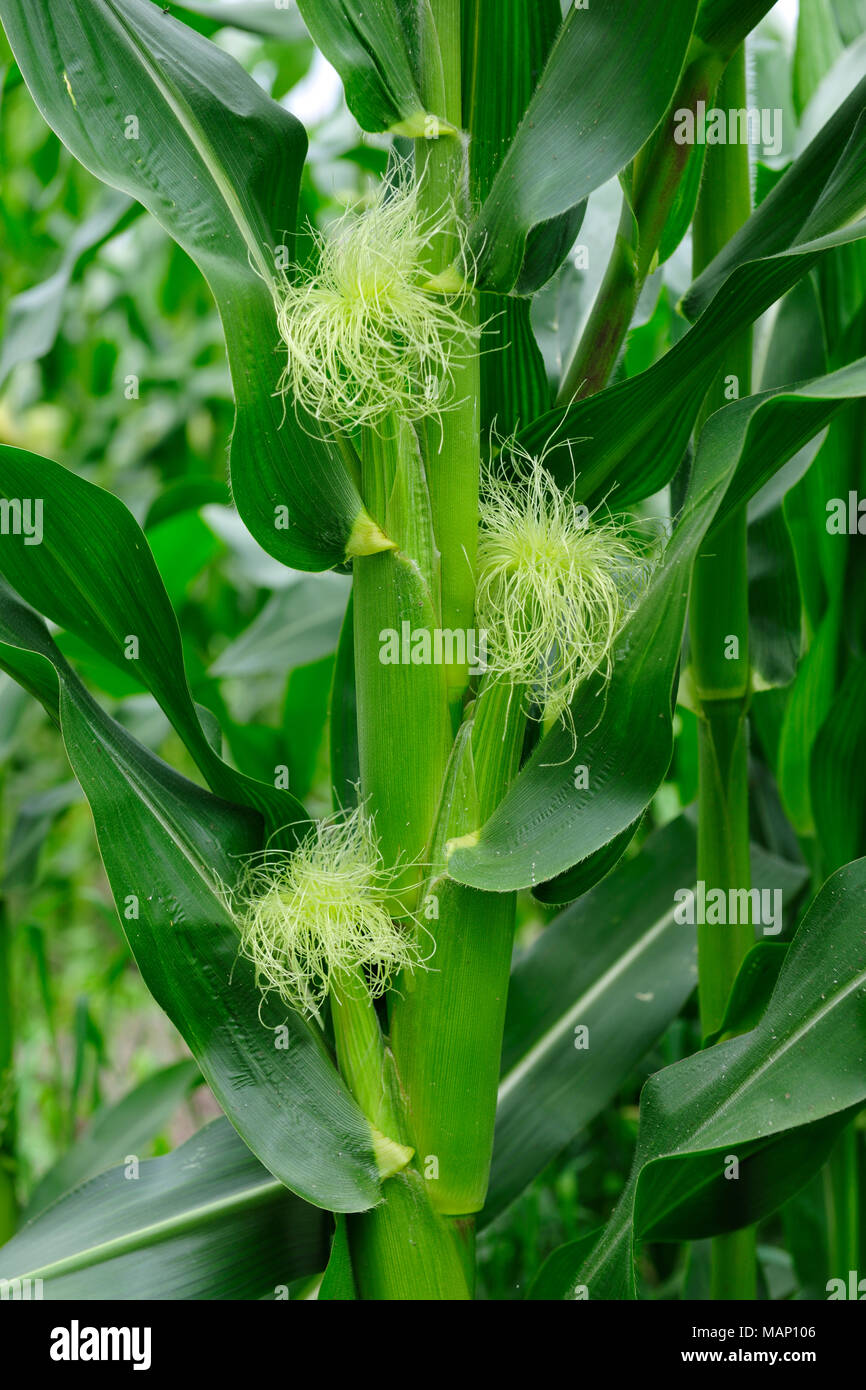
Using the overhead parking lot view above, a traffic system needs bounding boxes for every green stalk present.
[331,927,469,1300]
[688,49,756,1301]
[416,0,480,727]
[390,678,524,1216]
[330,971,410,1175]
[352,416,452,905]
[346,372,462,1290]
[558,41,724,404]
[824,1125,861,1282]
[326,971,471,1299]
[348,1166,472,1299]
[0,895,16,1242]
[0,770,16,1241]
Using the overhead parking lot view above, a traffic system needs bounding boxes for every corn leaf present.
[684,76,866,319]
[484,822,808,1223]
[553,857,866,1298]
[0,443,308,838]
[702,942,789,1048]
[0,0,367,570]
[0,581,382,1213]
[467,0,700,293]
[531,236,866,511]
[695,0,779,57]
[524,80,866,502]
[294,0,426,134]
[24,1061,200,1220]
[448,370,866,894]
[0,1119,330,1298]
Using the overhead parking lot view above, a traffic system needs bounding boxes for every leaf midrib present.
[5,1174,282,1283]
[683,962,866,1150]
[498,903,680,1104]
[103,0,273,283]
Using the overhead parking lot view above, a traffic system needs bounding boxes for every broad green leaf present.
[811,657,866,871]
[25,1061,200,1220]
[0,0,370,570]
[534,1116,848,1299]
[448,368,857,894]
[294,0,428,134]
[531,816,644,908]
[711,360,866,531]
[0,191,134,388]
[0,443,307,836]
[702,941,788,1047]
[0,581,382,1212]
[484,823,808,1223]
[523,78,866,504]
[0,1119,330,1298]
[166,0,308,41]
[466,0,700,292]
[567,858,866,1298]
[211,574,349,678]
[695,0,782,57]
[684,76,866,319]
[526,247,866,513]
[484,817,699,1224]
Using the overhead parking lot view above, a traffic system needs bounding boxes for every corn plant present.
[0,0,865,1302]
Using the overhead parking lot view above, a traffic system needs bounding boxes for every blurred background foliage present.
[0,0,863,1297]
